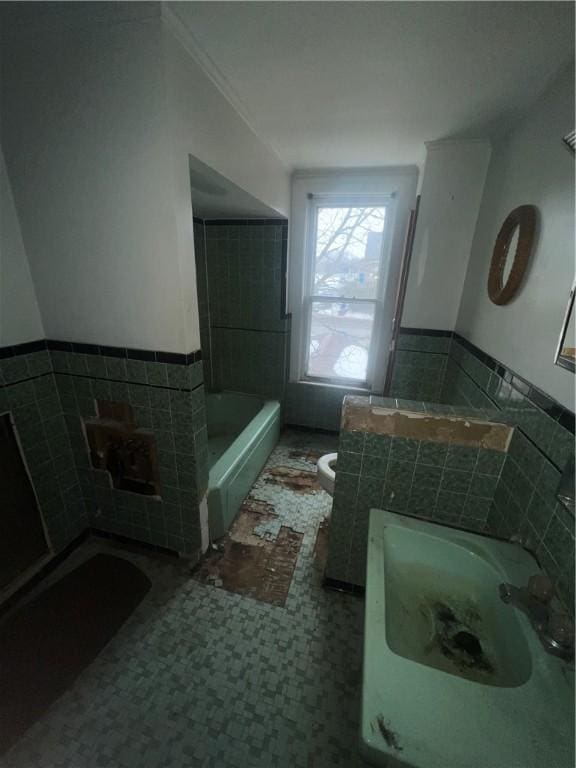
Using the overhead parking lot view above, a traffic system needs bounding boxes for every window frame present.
[298,193,396,389]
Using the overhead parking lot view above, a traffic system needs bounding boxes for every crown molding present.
[161,4,289,171]
[291,165,419,180]
[425,138,492,151]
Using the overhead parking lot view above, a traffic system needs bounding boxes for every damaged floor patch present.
[193,494,303,607]
[193,524,303,607]
[193,431,337,607]
[264,466,322,493]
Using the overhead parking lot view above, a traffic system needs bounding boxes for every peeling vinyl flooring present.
[2,430,368,768]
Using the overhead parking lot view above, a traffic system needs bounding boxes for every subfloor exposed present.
[193,436,329,607]
[1,430,368,768]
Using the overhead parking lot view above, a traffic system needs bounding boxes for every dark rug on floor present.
[0,553,151,755]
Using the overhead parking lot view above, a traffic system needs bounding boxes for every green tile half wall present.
[327,397,511,588]
[0,347,87,554]
[0,341,208,563]
[341,328,575,612]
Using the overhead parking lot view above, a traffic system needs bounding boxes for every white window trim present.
[288,168,419,394]
[297,193,396,389]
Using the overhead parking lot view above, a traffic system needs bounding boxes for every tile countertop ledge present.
[361,509,575,768]
[341,396,513,452]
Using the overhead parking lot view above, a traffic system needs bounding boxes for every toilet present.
[317,453,337,496]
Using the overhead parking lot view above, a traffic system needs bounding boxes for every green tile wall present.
[388,331,451,401]
[389,331,574,611]
[440,337,575,611]
[0,350,87,555]
[51,349,208,558]
[193,220,212,389]
[210,327,287,400]
[284,381,366,432]
[327,403,506,586]
[198,221,290,400]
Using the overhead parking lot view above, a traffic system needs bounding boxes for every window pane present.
[307,301,375,381]
[313,206,386,299]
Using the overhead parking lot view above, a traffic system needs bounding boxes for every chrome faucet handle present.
[543,613,575,659]
[527,574,555,604]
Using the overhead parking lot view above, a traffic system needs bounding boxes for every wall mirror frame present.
[555,281,575,373]
[487,204,537,305]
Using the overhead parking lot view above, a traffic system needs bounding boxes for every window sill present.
[295,379,371,393]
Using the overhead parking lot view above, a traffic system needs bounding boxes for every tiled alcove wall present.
[193,218,290,400]
[384,328,575,610]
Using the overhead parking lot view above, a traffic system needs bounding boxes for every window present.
[301,197,392,387]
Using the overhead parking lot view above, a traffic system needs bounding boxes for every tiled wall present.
[284,382,366,432]
[381,329,575,611]
[50,344,208,558]
[0,343,87,555]
[326,398,508,586]
[389,330,451,401]
[193,220,212,389]
[193,219,290,400]
[440,335,575,610]
[284,328,450,432]
[0,340,209,568]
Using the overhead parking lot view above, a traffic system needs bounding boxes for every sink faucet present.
[499,574,574,661]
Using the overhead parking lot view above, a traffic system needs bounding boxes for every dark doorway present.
[0,414,49,590]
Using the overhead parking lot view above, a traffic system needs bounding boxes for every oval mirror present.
[487,205,537,305]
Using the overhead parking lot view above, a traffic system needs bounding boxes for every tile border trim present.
[400,326,575,432]
[203,218,288,227]
[0,340,202,366]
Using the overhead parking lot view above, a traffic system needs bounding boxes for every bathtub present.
[206,392,281,540]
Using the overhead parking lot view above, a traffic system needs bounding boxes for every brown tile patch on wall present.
[342,398,512,452]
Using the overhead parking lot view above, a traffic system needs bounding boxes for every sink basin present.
[384,528,532,687]
[361,508,575,768]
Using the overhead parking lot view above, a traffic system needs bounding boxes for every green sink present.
[361,508,575,768]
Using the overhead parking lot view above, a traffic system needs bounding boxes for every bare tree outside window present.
[306,206,387,382]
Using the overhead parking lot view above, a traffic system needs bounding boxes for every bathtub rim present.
[208,397,280,488]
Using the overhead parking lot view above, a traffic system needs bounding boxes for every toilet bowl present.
[317,453,337,496]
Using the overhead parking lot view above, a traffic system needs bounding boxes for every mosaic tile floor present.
[2,430,369,768]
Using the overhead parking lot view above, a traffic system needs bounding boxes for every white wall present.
[402,140,491,330]
[0,4,290,355]
[160,18,290,352]
[0,145,44,346]
[0,4,195,353]
[162,9,290,219]
[289,167,418,391]
[456,65,575,410]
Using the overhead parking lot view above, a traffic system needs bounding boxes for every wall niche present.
[85,400,160,496]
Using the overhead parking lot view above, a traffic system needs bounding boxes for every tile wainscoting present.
[346,328,575,610]
[0,340,208,563]
[326,398,511,587]
[0,343,86,555]
[193,218,290,400]
[284,381,367,432]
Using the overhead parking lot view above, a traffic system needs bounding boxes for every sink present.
[361,509,575,768]
[384,529,532,687]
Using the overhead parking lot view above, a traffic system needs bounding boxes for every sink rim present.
[361,508,575,768]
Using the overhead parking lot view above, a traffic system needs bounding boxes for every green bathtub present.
[206,392,280,541]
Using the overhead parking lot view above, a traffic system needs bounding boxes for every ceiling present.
[170,1,575,170]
